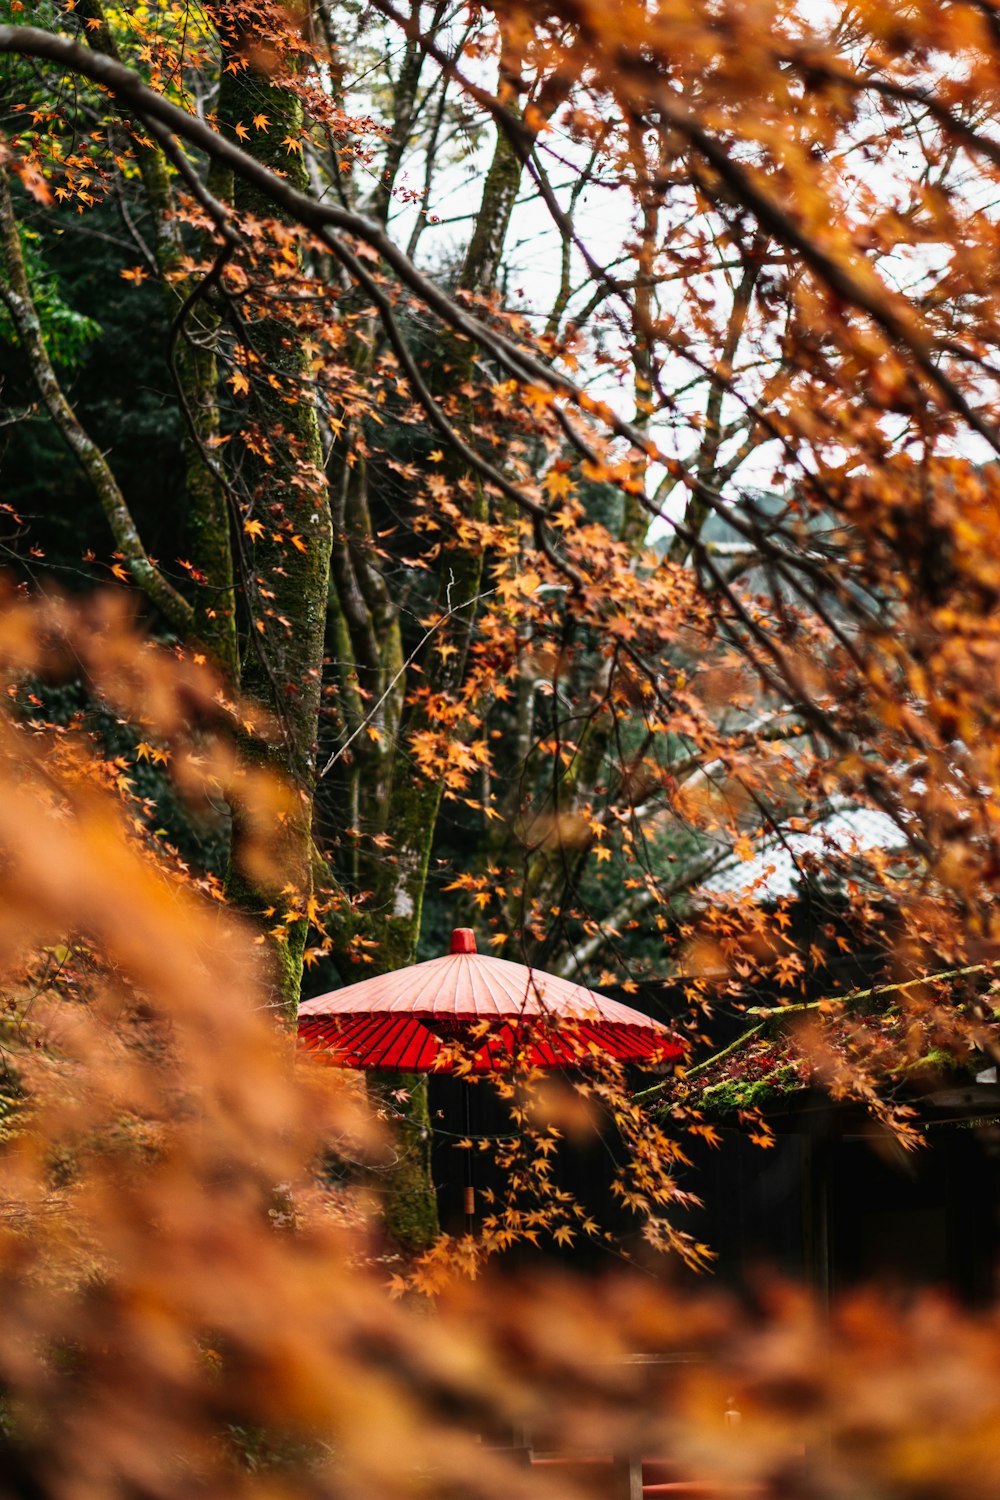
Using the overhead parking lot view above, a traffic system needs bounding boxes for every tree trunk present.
[214,15,333,1023]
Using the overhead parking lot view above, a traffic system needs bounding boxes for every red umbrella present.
[298,928,684,1073]
[299,929,683,1234]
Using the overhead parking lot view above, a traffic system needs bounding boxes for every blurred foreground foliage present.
[12,0,1000,1256]
[0,592,995,1500]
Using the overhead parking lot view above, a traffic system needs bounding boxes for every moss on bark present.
[215,25,333,1019]
[369,1071,439,1255]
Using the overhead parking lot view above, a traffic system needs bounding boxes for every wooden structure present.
[678,1081,1000,1304]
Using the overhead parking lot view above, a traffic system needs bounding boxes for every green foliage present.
[0,226,102,370]
[0,195,185,572]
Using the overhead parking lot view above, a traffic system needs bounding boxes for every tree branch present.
[0,168,194,635]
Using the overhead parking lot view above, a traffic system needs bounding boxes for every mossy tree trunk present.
[214,18,333,1024]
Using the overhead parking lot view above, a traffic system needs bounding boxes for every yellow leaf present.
[544,468,574,498]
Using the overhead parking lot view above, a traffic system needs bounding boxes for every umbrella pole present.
[464,1082,475,1235]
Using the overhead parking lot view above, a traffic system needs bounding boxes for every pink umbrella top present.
[298,929,685,1072]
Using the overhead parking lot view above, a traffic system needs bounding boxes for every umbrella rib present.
[468,958,502,1019]
[487,957,538,1018]
[394,961,438,1015]
[438,955,462,1017]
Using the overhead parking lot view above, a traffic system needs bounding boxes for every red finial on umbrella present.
[449,928,477,954]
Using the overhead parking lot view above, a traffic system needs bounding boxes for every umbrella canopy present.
[298,929,684,1072]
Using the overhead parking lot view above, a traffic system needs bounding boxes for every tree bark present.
[213,12,334,1023]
